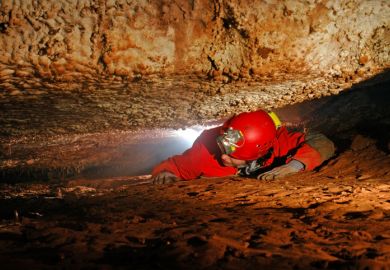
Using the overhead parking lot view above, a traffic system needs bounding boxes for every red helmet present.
[217,110,277,160]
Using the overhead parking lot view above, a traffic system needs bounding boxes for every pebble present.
[368,211,384,220]
[10,90,22,95]
[357,174,372,180]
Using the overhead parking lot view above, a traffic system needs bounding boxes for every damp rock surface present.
[0,135,389,269]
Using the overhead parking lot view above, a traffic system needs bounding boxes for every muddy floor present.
[0,134,389,270]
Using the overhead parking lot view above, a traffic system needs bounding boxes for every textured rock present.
[0,140,390,269]
[0,0,389,133]
[0,0,390,137]
[0,0,389,80]
[0,3,389,267]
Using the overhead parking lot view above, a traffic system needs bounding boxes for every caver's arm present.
[257,128,335,180]
[291,132,335,170]
[152,127,237,181]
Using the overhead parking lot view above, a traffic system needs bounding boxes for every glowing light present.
[175,128,203,144]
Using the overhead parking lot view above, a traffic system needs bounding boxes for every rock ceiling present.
[0,0,389,137]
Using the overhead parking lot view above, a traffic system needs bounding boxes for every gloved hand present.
[257,160,304,180]
[152,171,179,184]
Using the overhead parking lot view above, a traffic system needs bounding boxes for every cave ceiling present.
[0,0,389,138]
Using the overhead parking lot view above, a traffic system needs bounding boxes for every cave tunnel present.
[0,1,390,269]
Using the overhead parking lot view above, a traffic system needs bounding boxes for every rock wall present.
[0,0,388,85]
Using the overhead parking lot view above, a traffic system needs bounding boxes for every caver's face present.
[221,154,247,168]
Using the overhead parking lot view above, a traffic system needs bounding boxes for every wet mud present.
[0,135,389,269]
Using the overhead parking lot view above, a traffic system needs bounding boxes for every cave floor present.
[0,135,389,270]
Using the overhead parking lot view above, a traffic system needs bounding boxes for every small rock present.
[328,187,342,194]
[368,210,384,220]
[10,90,22,96]
[357,174,372,180]
[358,55,369,65]
[329,88,341,95]
[351,134,376,151]
[56,188,63,199]
[14,210,20,223]
[131,215,145,224]
[26,159,35,165]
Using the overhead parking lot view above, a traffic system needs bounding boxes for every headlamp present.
[216,127,244,155]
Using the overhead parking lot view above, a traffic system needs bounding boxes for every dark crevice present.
[98,34,108,71]
[207,55,219,71]
[211,0,221,21]
[221,5,249,39]
[0,22,9,33]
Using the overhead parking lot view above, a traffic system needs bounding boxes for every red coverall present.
[152,126,324,180]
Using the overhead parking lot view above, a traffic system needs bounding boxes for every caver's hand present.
[152,171,179,184]
[257,160,304,180]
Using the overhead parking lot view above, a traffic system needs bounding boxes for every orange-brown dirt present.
[0,135,389,269]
